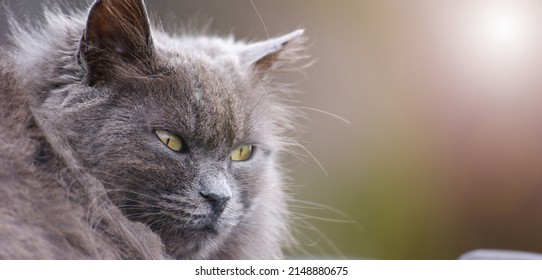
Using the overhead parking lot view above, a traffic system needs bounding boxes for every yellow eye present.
[155,129,183,152]
[230,145,253,161]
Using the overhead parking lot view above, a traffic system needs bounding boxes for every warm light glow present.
[480,5,529,54]
[441,1,541,93]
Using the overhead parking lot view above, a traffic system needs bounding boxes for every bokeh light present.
[479,3,530,54]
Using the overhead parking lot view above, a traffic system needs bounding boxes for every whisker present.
[292,140,329,176]
[291,212,357,225]
[293,217,345,259]
[146,217,169,230]
[295,106,351,125]
[289,219,334,259]
[249,0,269,39]
[291,199,364,232]
[87,168,168,194]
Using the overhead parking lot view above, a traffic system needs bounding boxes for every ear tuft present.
[243,29,307,77]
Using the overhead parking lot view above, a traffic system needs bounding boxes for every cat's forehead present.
[152,39,257,110]
[155,35,244,71]
[123,38,262,150]
[156,38,244,89]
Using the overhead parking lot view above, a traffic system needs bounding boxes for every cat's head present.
[36,0,305,258]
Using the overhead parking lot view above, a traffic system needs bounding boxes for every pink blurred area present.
[3,0,542,259]
[245,0,542,259]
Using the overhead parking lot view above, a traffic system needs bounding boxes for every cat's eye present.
[230,145,253,161]
[155,129,184,152]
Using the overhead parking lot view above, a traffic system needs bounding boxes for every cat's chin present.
[186,219,222,234]
[190,213,239,235]
[151,211,237,238]
[161,221,236,259]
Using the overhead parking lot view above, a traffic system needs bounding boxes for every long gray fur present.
[0,0,306,259]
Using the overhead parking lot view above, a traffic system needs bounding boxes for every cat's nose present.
[199,189,231,215]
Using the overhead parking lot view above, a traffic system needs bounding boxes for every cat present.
[0,0,306,259]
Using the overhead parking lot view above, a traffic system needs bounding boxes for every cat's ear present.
[242,29,306,79]
[78,0,153,85]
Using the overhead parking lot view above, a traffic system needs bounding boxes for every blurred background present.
[3,0,542,259]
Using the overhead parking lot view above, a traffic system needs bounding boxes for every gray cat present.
[0,0,306,259]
